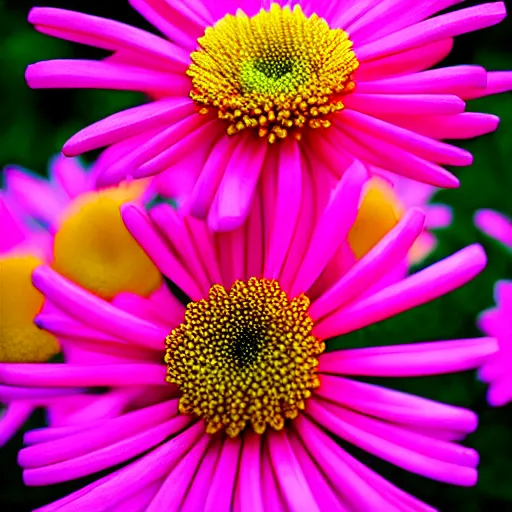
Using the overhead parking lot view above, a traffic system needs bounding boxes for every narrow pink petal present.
[188,135,241,219]
[229,225,246,283]
[356,38,454,81]
[264,139,303,278]
[307,400,477,486]
[31,422,204,512]
[319,400,478,468]
[19,399,178,468]
[268,430,321,512]
[310,209,426,321]
[315,244,486,338]
[208,133,268,232]
[462,70,512,99]
[0,385,83,403]
[278,156,319,292]
[0,197,27,252]
[23,415,192,485]
[0,402,33,447]
[204,437,242,512]
[260,441,288,512]
[136,119,223,178]
[0,363,166,388]
[287,432,347,512]
[128,0,201,50]
[121,204,204,300]
[28,7,189,69]
[293,416,399,511]
[426,204,453,229]
[331,0,378,30]
[180,439,223,512]
[351,0,465,44]
[26,60,190,95]
[62,98,194,156]
[261,149,279,263]
[474,209,512,248]
[315,375,478,433]
[112,289,182,328]
[235,431,264,512]
[49,155,88,199]
[356,65,487,96]
[245,183,265,279]
[343,93,465,116]
[149,205,213,296]
[146,434,210,512]
[290,160,368,297]
[4,168,65,224]
[331,124,460,187]
[320,338,497,377]
[32,266,168,349]
[357,3,507,62]
[340,109,472,166]
[108,481,162,512]
[388,112,500,140]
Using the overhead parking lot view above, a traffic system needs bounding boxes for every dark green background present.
[1,0,511,510]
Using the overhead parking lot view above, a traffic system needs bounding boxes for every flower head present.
[2,162,497,510]
[0,156,161,446]
[26,1,511,230]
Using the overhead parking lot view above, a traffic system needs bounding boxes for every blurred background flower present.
[0,0,511,511]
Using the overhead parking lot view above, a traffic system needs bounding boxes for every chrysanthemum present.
[26,0,511,230]
[1,162,497,511]
[475,209,511,406]
[0,156,161,445]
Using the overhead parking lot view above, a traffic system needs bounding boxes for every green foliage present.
[0,1,511,511]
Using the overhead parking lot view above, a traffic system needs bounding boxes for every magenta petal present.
[268,430,320,512]
[145,434,210,512]
[310,209,426,321]
[315,244,486,338]
[63,98,194,156]
[0,402,33,447]
[204,437,242,512]
[235,431,264,512]
[31,266,168,349]
[474,209,512,248]
[290,160,368,297]
[264,140,303,279]
[208,133,268,232]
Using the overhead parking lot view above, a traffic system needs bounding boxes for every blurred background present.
[0,0,511,510]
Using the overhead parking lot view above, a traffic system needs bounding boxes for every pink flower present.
[475,209,512,406]
[1,162,497,510]
[26,1,511,231]
[0,156,161,445]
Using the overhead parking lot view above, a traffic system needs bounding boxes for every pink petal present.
[208,133,268,232]
[357,3,507,62]
[146,434,210,512]
[121,203,204,300]
[310,209,426,321]
[26,60,190,95]
[63,98,194,156]
[204,437,242,512]
[264,139,303,278]
[290,160,368,297]
[315,244,487,338]
[0,385,83,403]
[235,431,264,512]
[474,209,512,248]
[0,402,33,447]
[49,155,89,199]
[268,430,321,512]
[32,266,168,349]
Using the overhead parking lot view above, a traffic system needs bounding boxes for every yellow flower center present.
[188,4,358,143]
[165,278,324,438]
[348,177,404,259]
[0,255,59,362]
[52,182,161,300]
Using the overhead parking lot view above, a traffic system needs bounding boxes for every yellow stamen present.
[165,278,324,438]
[0,255,59,362]
[348,177,404,259]
[53,182,161,300]
[188,4,358,142]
